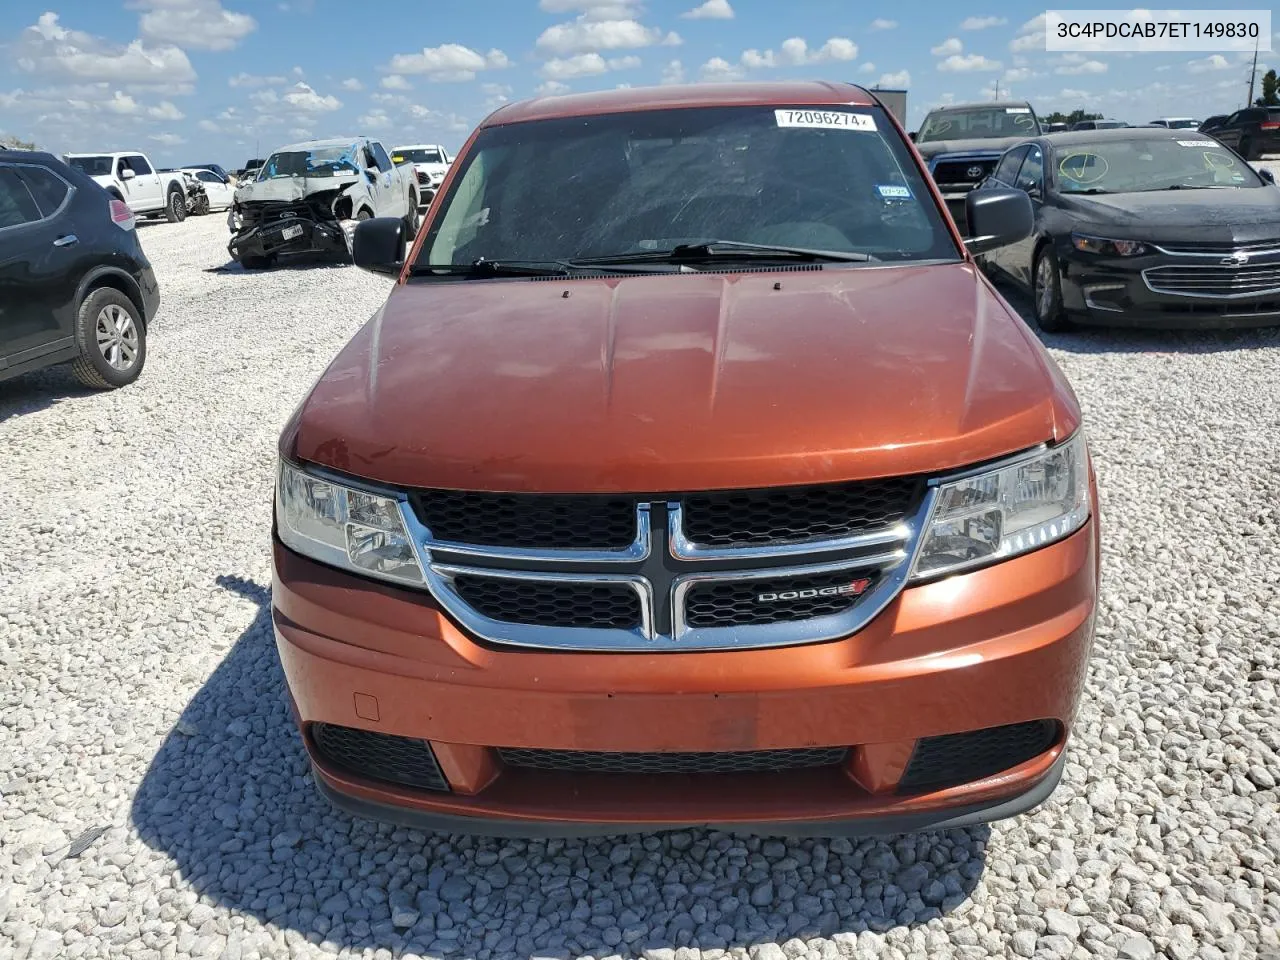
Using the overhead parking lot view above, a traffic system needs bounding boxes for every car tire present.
[238,255,274,270]
[1032,247,1072,333]
[192,194,210,216]
[71,288,146,389]
[164,187,187,223]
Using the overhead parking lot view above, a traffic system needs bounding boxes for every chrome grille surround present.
[1144,244,1280,300]
[304,465,939,652]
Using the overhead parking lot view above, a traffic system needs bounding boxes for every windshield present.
[394,148,445,164]
[417,105,957,270]
[1055,137,1262,193]
[257,146,359,180]
[917,107,1039,143]
[1165,119,1198,129]
[66,155,114,176]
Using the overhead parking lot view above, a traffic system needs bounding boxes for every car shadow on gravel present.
[207,255,355,274]
[131,576,989,959]
[0,365,100,423]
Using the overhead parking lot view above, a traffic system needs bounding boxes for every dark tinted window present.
[993,146,1029,184]
[370,142,393,172]
[1015,145,1043,192]
[126,155,153,175]
[0,167,42,229]
[195,170,222,183]
[67,155,113,176]
[17,166,71,216]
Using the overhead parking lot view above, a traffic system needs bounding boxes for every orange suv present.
[272,82,1100,836]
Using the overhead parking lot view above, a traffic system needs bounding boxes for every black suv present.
[0,151,159,388]
[1208,107,1280,160]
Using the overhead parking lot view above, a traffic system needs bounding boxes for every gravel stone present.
[3,210,1280,960]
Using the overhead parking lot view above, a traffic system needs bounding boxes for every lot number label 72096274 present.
[775,110,877,132]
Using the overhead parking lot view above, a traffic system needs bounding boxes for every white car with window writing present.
[391,143,452,208]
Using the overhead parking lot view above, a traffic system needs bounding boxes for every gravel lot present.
[2,212,1279,960]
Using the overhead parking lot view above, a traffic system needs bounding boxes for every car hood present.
[916,137,1028,159]
[290,264,1079,493]
[236,174,360,203]
[1060,187,1280,243]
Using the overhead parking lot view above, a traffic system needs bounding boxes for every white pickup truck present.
[64,151,190,222]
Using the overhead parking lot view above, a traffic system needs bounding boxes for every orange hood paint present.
[290,262,1080,492]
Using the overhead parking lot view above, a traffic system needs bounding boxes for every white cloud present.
[17,13,196,87]
[878,70,910,87]
[281,81,340,112]
[869,18,897,30]
[197,118,220,132]
[539,0,640,19]
[380,74,412,90]
[357,109,391,129]
[149,132,185,146]
[229,72,284,87]
[386,43,510,82]
[938,54,1002,72]
[131,0,256,51]
[681,0,733,19]
[1010,14,1046,52]
[100,91,139,114]
[740,36,858,70]
[961,16,1007,30]
[147,100,184,120]
[1188,54,1232,73]
[535,79,571,95]
[859,62,876,74]
[931,38,962,56]
[1056,60,1107,75]
[340,77,363,91]
[1002,67,1033,82]
[661,59,685,84]
[540,53,639,79]
[370,92,408,105]
[700,56,743,81]
[536,18,669,55]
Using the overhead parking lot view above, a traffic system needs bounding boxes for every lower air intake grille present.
[311,723,449,792]
[898,720,1058,794]
[499,746,849,775]
[684,569,878,627]
[453,575,643,628]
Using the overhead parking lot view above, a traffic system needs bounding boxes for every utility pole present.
[994,79,1000,101]
[1248,38,1259,106]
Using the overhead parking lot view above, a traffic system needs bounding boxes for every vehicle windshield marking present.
[394,148,446,164]
[1056,138,1262,194]
[917,107,1039,143]
[414,104,957,278]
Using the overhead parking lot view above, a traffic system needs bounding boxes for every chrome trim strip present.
[1142,266,1280,300]
[1083,284,1126,313]
[1151,243,1280,258]
[421,503,651,565]
[667,501,913,561]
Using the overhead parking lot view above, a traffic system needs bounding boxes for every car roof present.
[1036,127,1209,148]
[392,144,446,150]
[925,100,1034,112]
[271,137,364,153]
[0,150,60,164]
[484,81,878,127]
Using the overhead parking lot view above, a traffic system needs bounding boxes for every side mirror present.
[352,217,405,276]
[908,131,918,142]
[365,168,377,183]
[964,188,1033,255]
[120,168,137,181]
[1260,168,1276,185]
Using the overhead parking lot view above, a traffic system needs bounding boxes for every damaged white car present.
[391,143,452,209]
[226,137,419,269]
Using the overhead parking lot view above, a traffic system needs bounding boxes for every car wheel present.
[1032,247,1072,333]
[355,209,372,221]
[192,194,210,216]
[71,288,146,389]
[164,187,187,223]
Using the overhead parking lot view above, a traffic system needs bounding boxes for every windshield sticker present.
[775,109,876,132]
[1005,107,1032,114]
[876,184,912,199]
[1176,140,1218,148]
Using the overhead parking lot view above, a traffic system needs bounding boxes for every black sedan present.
[1,151,159,387]
[975,128,1280,330]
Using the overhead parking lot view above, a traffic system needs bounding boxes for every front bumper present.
[1059,247,1280,329]
[272,513,1099,836]
[227,215,350,262]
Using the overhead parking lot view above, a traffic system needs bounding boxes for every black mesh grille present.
[682,477,921,548]
[898,720,1058,793]
[499,746,848,775]
[311,723,449,792]
[411,490,637,550]
[684,568,879,627]
[453,575,642,628]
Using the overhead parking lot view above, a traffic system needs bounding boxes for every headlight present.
[911,433,1090,581]
[275,461,424,585]
[1071,233,1148,257]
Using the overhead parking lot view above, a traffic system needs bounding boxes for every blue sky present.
[1,0,1274,167]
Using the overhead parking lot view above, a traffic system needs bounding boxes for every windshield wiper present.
[1065,188,1112,195]
[408,258,673,278]
[570,239,877,266]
